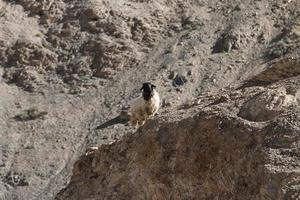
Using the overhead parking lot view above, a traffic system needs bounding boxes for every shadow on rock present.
[95,111,130,130]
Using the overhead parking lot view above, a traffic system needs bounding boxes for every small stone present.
[93,68,113,78]
[23,143,34,150]
[162,99,172,107]
[101,135,108,140]
[68,86,82,95]
[0,159,5,167]
[173,74,188,87]
[168,71,177,79]
[233,5,242,11]
[85,147,99,156]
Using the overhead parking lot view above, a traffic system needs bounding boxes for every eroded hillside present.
[0,0,299,199]
[56,79,300,200]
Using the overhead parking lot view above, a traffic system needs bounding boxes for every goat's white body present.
[130,90,160,127]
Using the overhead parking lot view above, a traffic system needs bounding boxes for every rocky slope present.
[56,79,300,200]
[0,0,299,199]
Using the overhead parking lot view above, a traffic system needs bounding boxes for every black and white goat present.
[86,83,160,155]
[130,82,160,127]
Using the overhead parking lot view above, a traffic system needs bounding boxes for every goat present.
[130,82,160,127]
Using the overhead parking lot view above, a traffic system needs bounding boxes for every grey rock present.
[172,74,188,87]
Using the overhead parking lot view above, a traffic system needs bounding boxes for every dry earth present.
[0,0,299,199]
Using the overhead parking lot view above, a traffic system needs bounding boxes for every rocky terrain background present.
[0,0,299,199]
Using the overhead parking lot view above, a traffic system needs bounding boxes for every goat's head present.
[141,82,156,101]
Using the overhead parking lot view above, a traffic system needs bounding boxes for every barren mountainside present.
[0,0,300,199]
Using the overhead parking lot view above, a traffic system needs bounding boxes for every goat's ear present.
[140,86,144,91]
[151,84,156,88]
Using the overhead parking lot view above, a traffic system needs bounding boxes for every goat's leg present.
[146,107,155,118]
[137,114,146,126]
[130,113,139,128]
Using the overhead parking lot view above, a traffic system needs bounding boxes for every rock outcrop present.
[56,79,300,200]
